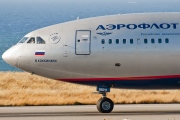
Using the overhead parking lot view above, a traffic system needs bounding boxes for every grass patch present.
[0,72,179,106]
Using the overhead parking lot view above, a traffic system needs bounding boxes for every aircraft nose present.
[2,47,18,67]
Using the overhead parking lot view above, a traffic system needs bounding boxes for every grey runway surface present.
[0,104,180,120]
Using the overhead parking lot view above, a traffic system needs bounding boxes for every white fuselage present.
[2,12,180,89]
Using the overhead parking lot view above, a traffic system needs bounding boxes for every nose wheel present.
[97,97,114,113]
[94,85,114,113]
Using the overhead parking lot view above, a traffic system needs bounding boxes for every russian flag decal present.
[35,50,45,56]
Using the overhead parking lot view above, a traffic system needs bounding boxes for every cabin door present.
[75,30,91,55]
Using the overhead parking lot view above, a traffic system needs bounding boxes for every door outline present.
[75,30,91,55]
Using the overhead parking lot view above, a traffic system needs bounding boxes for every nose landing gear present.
[94,85,114,113]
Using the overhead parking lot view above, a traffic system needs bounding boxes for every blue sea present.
[0,0,180,71]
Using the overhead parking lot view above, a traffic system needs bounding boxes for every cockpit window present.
[19,37,29,43]
[37,37,45,44]
[27,37,35,44]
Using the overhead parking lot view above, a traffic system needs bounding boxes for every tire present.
[96,97,114,113]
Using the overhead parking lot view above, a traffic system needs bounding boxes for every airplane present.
[2,12,180,113]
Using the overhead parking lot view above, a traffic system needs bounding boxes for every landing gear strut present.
[94,85,114,113]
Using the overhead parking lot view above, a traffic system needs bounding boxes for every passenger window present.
[130,39,133,44]
[109,39,112,44]
[27,37,35,44]
[101,39,105,44]
[116,39,119,44]
[144,39,148,44]
[37,37,45,44]
[165,38,169,43]
[158,38,162,43]
[123,39,126,44]
[151,39,155,44]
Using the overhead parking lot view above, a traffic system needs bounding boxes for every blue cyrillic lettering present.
[138,23,150,29]
[96,25,105,30]
[150,23,160,29]
[106,24,116,30]
[171,23,179,29]
[127,24,137,29]
[96,23,179,30]
[117,24,126,29]
[160,23,170,29]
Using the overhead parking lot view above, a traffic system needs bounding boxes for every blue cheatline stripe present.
[57,76,180,89]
